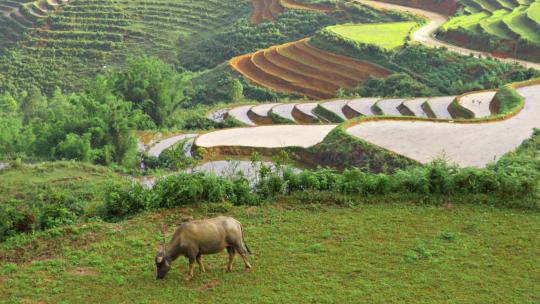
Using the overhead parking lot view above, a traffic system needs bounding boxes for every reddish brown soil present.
[250,0,336,24]
[230,39,394,99]
[376,0,458,15]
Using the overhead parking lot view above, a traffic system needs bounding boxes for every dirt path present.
[346,84,540,167]
[355,0,540,70]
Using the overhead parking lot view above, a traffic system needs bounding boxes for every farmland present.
[436,0,540,61]
[230,39,393,99]
[327,21,417,49]
[1,0,540,302]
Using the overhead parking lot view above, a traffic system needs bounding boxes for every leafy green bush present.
[103,182,152,220]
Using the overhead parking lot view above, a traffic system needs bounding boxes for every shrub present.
[0,200,38,241]
[103,182,151,220]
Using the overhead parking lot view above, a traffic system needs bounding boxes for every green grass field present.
[0,162,126,211]
[1,202,538,303]
[326,22,417,49]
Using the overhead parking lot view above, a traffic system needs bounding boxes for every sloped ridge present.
[230,39,393,99]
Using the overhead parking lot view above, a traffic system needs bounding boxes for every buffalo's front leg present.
[196,254,206,273]
[187,257,196,280]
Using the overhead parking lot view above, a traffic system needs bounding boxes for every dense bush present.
[0,198,82,241]
[0,84,152,166]
[110,56,192,127]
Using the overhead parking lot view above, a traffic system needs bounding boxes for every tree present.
[111,56,192,127]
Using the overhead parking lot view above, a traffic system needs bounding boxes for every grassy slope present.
[0,162,126,209]
[326,22,417,49]
[0,203,538,303]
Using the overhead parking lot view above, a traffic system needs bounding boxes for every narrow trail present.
[355,0,540,70]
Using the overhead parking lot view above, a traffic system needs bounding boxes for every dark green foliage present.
[110,56,191,127]
[103,182,152,221]
[0,197,82,241]
[344,74,435,98]
[145,140,197,171]
[438,27,540,63]
[392,45,540,94]
[0,85,152,166]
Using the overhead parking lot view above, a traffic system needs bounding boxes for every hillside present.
[1,0,540,302]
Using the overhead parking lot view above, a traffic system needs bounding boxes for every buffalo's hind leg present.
[234,243,252,271]
[196,254,206,274]
[226,246,235,272]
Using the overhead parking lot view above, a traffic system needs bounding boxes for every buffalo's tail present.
[240,224,252,254]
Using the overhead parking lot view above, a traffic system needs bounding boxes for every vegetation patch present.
[327,21,418,49]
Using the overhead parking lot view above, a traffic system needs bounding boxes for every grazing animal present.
[155,216,252,280]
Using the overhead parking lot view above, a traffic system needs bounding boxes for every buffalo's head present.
[155,248,171,279]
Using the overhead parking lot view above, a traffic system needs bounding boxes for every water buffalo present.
[155,216,252,280]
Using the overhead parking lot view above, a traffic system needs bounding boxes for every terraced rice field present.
[293,102,319,122]
[249,0,336,24]
[346,84,540,167]
[0,0,72,46]
[249,103,282,124]
[0,0,247,90]
[228,105,257,126]
[327,22,417,49]
[202,83,539,167]
[402,98,429,117]
[147,134,198,157]
[441,0,540,45]
[195,125,336,148]
[320,100,349,120]
[271,103,298,122]
[210,88,499,126]
[344,98,379,117]
[355,0,540,69]
[424,96,455,119]
[458,90,497,118]
[375,98,407,116]
[230,38,393,99]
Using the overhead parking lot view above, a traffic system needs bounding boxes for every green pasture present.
[326,22,417,49]
[1,202,538,303]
